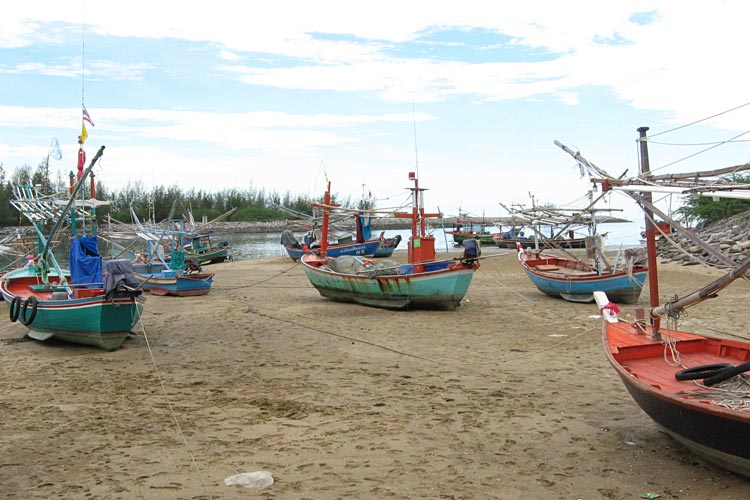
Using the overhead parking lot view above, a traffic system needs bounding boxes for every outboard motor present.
[103,259,143,301]
[461,238,481,264]
[184,255,203,273]
[280,230,302,249]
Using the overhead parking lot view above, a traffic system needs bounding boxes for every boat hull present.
[189,246,229,264]
[519,252,646,303]
[448,232,496,245]
[496,236,588,249]
[604,319,750,476]
[1,268,145,351]
[523,267,646,303]
[301,255,476,310]
[134,271,214,297]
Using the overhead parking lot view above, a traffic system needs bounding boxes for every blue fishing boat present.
[517,242,647,303]
[133,269,213,297]
[282,232,384,261]
[281,217,399,261]
[132,254,214,297]
[372,232,402,258]
[301,173,480,310]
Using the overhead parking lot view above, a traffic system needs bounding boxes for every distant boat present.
[301,173,480,310]
[501,232,587,249]
[445,215,497,245]
[183,232,231,264]
[130,213,231,265]
[563,130,750,476]
[511,179,646,303]
[372,232,402,257]
[281,231,388,261]
[281,221,400,261]
[133,250,215,297]
[1,145,145,351]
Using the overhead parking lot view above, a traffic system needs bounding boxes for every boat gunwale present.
[603,320,750,423]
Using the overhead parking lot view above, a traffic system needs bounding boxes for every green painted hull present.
[5,298,145,351]
[2,267,146,351]
[449,233,496,245]
[188,247,229,264]
[302,258,476,310]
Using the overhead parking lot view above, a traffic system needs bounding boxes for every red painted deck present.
[606,321,750,397]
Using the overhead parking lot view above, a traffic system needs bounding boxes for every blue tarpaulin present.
[69,236,102,287]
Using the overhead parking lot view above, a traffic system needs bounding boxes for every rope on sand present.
[135,310,214,499]
[254,306,597,367]
[213,261,302,291]
[256,309,443,364]
[484,272,602,363]
[218,252,596,367]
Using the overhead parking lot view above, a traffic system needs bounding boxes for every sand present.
[1,248,749,499]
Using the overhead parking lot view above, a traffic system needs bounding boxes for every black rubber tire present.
[703,361,750,387]
[9,296,21,322]
[675,363,733,381]
[20,296,38,326]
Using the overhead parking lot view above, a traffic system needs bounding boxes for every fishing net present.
[680,374,750,412]
[327,256,401,276]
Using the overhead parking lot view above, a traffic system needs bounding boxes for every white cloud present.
[4,1,748,121]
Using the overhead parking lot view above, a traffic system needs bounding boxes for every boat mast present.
[319,181,332,257]
[637,126,661,337]
[394,172,440,264]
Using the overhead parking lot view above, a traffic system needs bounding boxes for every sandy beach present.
[1,247,749,499]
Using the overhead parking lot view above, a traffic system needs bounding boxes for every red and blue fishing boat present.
[281,215,399,261]
[282,233,384,261]
[515,187,648,303]
[132,260,214,297]
[517,241,648,303]
[130,210,215,296]
[301,173,480,310]
[1,143,145,351]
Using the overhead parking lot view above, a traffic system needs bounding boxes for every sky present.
[2,1,750,244]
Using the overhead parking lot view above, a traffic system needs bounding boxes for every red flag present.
[77,147,86,180]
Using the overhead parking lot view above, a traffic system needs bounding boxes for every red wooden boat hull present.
[604,319,750,476]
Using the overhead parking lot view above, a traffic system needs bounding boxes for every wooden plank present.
[535,264,559,271]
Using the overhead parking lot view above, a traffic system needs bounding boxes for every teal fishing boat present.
[1,141,145,351]
[184,233,230,264]
[301,173,480,310]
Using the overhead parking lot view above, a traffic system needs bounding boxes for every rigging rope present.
[648,101,750,138]
[649,129,750,174]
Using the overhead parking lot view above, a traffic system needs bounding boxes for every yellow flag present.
[80,123,88,144]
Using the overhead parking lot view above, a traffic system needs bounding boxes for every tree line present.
[0,159,348,227]
[6,156,746,229]
[674,173,750,226]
